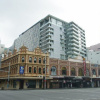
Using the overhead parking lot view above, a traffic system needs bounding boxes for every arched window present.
[29,67,32,73]
[39,68,41,74]
[22,57,25,62]
[78,68,84,76]
[34,67,36,73]
[98,69,100,76]
[62,67,66,75]
[51,66,56,75]
[92,69,96,75]
[86,69,89,76]
[39,58,41,63]
[71,68,75,76]
[34,57,37,63]
[29,57,32,63]
[43,58,45,64]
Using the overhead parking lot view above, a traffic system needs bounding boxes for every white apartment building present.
[0,40,5,54]
[87,43,100,64]
[0,40,5,67]
[11,15,86,60]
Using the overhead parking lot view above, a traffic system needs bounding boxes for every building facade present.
[10,15,86,60]
[0,40,6,67]
[0,47,100,90]
[0,46,50,89]
[87,43,100,64]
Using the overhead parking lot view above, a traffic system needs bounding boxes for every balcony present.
[69,35,78,40]
[40,28,54,36]
[72,31,79,37]
[40,22,51,29]
[71,47,79,52]
[73,51,79,55]
[68,43,79,48]
[70,39,79,44]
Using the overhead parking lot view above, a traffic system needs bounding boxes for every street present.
[0,88,100,100]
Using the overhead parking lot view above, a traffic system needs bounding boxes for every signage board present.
[19,66,24,74]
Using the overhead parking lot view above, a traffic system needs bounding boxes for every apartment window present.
[34,57,37,63]
[22,57,25,62]
[29,57,32,63]
[39,68,41,74]
[34,67,36,73]
[60,35,62,38]
[39,58,41,63]
[29,67,32,73]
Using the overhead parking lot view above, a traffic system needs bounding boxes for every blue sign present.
[19,66,24,74]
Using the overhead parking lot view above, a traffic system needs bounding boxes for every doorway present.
[19,80,24,89]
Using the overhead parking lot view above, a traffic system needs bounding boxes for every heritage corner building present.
[0,46,100,89]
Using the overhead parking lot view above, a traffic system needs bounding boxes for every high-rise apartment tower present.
[11,15,86,59]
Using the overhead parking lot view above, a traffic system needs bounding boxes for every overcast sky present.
[0,0,100,48]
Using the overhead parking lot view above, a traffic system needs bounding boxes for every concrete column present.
[17,65,19,74]
[47,81,50,89]
[76,67,78,76]
[36,80,39,89]
[25,64,27,74]
[24,80,28,89]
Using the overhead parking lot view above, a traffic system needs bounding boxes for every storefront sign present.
[19,66,24,74]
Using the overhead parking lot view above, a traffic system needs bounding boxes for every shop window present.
[71,68,75,76]
[98,69,100,76]
[22,57,25,62]
[39,58,41,63]
[28,80,36,88]
[29,67,32,73]
[51,66,56,75]
[29,57,32,63]
[62,67,66,75]
[78,68,84,76]
[39,68,41,74]
[92,69,96,75]
[13,80,16,88]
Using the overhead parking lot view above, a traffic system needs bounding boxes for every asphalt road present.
[0,88,100,100]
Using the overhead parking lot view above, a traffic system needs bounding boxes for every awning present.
[0,77,53,80]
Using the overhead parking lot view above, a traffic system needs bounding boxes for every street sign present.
[19,66,24,74]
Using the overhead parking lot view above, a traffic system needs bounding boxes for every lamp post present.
[7,63,10,88]
[90,62,93,88]
[44,52,46,89]
[97,61,99,87]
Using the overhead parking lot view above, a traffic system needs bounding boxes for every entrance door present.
[20,80,24,89]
